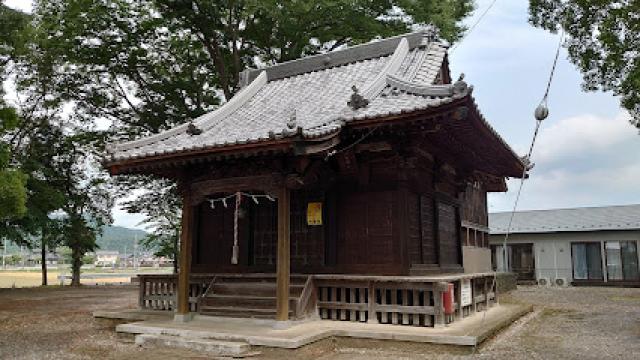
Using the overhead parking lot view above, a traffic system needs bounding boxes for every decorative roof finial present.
[287,109,297,129]
[347,85,369,110]
[453,73,468,95]
[186,122,202,136]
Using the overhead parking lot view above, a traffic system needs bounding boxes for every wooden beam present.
[190,174,283,205]
[276,187,291,321]
[176,193,194,320]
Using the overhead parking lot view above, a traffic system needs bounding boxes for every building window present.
[571,242,603,280]
[605,241,639,281]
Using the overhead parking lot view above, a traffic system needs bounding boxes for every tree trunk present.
[71,247,81,286]
[41,244,48,286]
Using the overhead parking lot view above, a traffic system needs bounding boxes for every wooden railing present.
[137,272,497,326]
[138,274,213,312]
[295,276,317,318]
[313,274,496,327]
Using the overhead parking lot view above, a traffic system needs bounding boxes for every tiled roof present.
[105,30,516,167]
[489,205,640,234]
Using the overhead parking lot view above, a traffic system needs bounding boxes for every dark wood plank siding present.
[437,201,461,266]
[337,191,395,265]
[252,199,278,266]
[290,190,325,267]
[420,195,438,265]
[194,201,235,266]
[407,193,422,265]
[460,182,488,226]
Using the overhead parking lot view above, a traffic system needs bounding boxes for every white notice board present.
[461,279,472,306]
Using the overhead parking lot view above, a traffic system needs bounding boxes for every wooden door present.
[337,191,395,266]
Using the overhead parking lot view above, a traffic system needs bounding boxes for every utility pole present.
[123,245,127,269]
[134,234,138,271]
[2,238,6,269]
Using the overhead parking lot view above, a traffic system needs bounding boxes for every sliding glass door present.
[605,241,639,281]
[571,242,603,280]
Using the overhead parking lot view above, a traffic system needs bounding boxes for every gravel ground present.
[0,285,639,359]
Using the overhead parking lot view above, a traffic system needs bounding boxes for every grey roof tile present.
[489,205,640,234]
[105,31,487,163]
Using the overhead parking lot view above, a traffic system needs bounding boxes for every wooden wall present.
[460,182,488,226]
[189,136,469,275]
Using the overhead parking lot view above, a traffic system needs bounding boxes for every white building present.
[489,205,640,286]
[95,250,120,267]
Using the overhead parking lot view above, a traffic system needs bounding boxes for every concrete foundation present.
[135,333,250,356]
[109,303,531,350]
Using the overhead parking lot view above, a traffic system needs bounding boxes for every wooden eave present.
[106,139,295,177]
[106,94,524,184]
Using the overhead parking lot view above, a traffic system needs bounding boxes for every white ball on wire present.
[534,103,549,121]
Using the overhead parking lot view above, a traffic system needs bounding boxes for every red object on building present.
[442,283,455,315]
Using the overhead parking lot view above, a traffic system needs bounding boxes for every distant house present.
[26,250,60,266]
[489,205,640,286]
[95,250,119,267]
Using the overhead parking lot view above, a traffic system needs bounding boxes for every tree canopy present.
[1,0,474,277]
[529,1,640,128]
[0,4,29,220]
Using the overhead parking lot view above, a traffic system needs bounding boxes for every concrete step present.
[212,282,304,297]
[135,333,250,356]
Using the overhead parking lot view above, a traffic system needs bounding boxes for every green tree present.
[529,1,640,128]
[3,1,114,286]
[0,4,30,220]
[155,0,474,99]
[121,180,181,273]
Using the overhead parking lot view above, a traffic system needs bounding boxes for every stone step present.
[135,334,250,357]
[201,294,298,309]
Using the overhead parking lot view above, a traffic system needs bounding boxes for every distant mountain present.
[96,226,148,254]
[1,225,148,254]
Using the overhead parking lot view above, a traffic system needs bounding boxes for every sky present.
[4,0,639,229]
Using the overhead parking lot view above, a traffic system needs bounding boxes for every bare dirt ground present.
[0,285,639,359]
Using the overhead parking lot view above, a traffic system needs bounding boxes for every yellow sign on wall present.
[307,202,323,226]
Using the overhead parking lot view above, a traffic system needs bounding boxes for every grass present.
[0,267,169,288]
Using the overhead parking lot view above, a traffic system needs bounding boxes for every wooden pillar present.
[367,281,378,324]
[434,282,446,328]
[455,279,463,321]
[175,194,194,321]
[396,164,410,272]
[276,187,291,321]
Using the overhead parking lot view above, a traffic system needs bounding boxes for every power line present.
[479,30,564,323]
[501,30,565,262]
[450,0,499,53]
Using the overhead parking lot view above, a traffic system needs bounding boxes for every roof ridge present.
[301,38,410,138]
[490,203,640,215]
[243,30,441,84]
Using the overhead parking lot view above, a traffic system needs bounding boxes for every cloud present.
[535,112,635,164]
[112,206,147,230]
[111,190,148,230]
[490,111,640,212]
[4,0,32,12]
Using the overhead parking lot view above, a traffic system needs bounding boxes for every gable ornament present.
[186,122,202,136]
[347,85,369,110]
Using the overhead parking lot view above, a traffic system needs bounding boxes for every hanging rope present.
[206,192,275,265]
[231,192,242,264]
[450,0,499,53]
